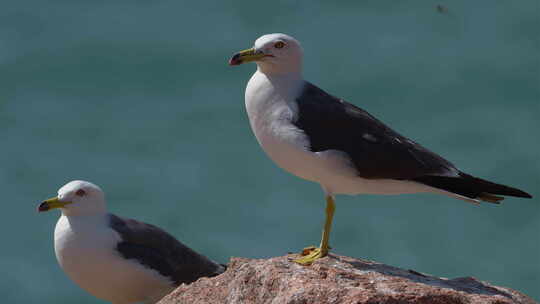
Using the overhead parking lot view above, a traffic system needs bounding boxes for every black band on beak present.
[37,202,50,212]
[229,53,242,66]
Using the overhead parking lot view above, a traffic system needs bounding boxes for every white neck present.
[60,201,107,217]
[246,70,304,109]
[256,60,303,76]
[265,71,303,89]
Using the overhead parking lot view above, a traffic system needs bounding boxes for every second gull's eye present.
[76,189,86,196]
[274,41,285,49]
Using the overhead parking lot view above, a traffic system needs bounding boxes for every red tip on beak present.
[37,202,49,212]
[229,53,242,66]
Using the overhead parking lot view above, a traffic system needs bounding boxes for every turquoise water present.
[2,1,539,303]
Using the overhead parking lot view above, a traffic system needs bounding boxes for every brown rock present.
[158,254,537,304]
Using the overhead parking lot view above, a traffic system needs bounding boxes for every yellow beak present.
[37,197,72,212]
[229,48,267,66]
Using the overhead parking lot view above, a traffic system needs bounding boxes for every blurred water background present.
[2,0,539,303]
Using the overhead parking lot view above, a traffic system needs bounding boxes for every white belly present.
[54,216,173,304]
[251,115,431,195]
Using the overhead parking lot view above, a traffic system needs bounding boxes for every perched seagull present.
[229,33,532,265]
[38,180,225,304]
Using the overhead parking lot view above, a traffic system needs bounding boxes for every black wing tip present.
[459,172,533,199]
[516,190,533,198]
[477,189,531,204]
[481,188,533,200]
[206,263,227,278]
[218,263,228,274]
[414,173,533,203]
[508,190,533,199]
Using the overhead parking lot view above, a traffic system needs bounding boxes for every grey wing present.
[108,214,225,286]
[294,82,459,180]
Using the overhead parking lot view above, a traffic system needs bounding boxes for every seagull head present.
[229,33,303,75]
[38,180,107,216]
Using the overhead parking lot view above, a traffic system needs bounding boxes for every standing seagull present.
[38,180,225,304]
[229,33,532,265]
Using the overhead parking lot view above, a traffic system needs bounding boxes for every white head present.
[38,180,107,216]
[229,33,303,75]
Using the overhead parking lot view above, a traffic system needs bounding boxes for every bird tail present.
[209,263,227,277]
[413,172,532,204]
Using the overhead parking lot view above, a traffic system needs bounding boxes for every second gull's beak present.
[37,197,72,212]
[229,48,267,66]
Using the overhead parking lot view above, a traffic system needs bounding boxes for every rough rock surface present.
[158,254,537,304]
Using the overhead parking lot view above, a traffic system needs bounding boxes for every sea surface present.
[2,1,539,303]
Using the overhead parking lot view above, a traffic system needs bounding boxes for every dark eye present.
[274,41,285,49]
[76,189,86,196]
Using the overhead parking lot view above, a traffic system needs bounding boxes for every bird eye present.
[76,189,86,196]
[274,41,285,49]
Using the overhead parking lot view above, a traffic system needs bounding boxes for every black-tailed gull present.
[38,180,225,304]
[229,33,532,265]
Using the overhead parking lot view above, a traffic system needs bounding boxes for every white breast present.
[54,215,173,304]
[246,72,313,178]
[245,72,354,190]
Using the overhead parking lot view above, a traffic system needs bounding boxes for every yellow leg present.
[293,195,336,265]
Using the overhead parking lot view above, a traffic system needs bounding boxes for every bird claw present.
[293,246,329,265]
[300,246,317,256]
